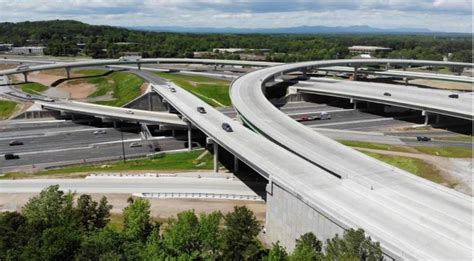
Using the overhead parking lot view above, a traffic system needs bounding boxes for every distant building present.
[212,48,271,54]
[10,46,45,55]
[348,45,392,55]
[0,43,13,52]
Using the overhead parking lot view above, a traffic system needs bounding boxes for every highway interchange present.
[0,57,472,259]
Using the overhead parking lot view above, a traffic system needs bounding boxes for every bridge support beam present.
[187,123,192,151]
[213,142,219,173]
[65,67,71,79]
[422,110,429,125]
[233,155,239,173]
[350,98,357,109]
[352,67,358,81]
[22,72,28,83]
[137,63,141,70]
[404,77,409,85]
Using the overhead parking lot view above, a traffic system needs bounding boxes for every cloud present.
[0,0,471,32]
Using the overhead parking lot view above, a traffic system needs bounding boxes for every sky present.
[0,0,472,33]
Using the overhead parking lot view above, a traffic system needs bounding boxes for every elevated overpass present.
[293,79,473,120]
[0,58,281,81]
[231,59,472,259]
[318,66,474,83]
[2,58,472,259]
[40,100,186,127]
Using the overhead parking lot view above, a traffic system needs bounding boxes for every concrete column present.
[65,68,71,79]
[23,72,28,82]
[422,110,429,125]
[113,121,118,128]
[353,67,358,81]
[213,142,219,173]
[233,155,239,173]
[404,77,409,86]
[187,124,192,151]
[352,100,358,109]
[435,114,440,124]
[171,129,176,137]
[137,63,141,70]
[148,93,153,111]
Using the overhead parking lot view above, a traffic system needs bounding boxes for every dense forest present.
[0,20,471,62]
[0,185,383,260]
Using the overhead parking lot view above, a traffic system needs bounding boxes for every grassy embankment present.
[361,151,456,187]
[338,140,471,187]
[1,151,213,179]
[155,72,231,107]
[0,99,19,119]
[338,140,472,158]
[19,82,48,95]
[73,69,144,107]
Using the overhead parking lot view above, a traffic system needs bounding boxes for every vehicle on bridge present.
[222,122,233,132]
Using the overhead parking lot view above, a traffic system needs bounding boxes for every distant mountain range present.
[129,25,435,34]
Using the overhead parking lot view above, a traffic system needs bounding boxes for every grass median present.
[70,69,144,107]
[19,82,48,94]
[337,140,413,153]
[0,99,19,119]
[155,72,231,107]
[362,151,457,187]
[1,150,213,179]
[414,146,472,158]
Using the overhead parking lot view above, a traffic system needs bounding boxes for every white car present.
[129,142,142,148]
[125,110,134,114]
[93,130,107,135]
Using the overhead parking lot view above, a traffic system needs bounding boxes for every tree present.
[221,206,262,260]
[75,195,112,231]
[0,212,28,260]
[75,227,123,260]
[324,229,383,261]
[22,185,77,229]
[162,210,201,257]
[266,241,288,261]
[122,197,153,242]
[289,233,323,261]
[198,211,222,259]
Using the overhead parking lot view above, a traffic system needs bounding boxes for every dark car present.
[448,94,459,99]
[9,140,23,146]
[417,136,431,142]
[383,92,391,96]
[4,153,20,160]
[222,123,233,132]
[197,106,206,114]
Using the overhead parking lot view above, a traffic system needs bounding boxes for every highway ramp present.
[39,100,187,126]
[230,59,472,259]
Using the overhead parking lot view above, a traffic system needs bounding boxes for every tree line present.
[0,20,471,63]
[1,185,383,260]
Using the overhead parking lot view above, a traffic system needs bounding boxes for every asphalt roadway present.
[0,176,259,195]
[0,122,189,172]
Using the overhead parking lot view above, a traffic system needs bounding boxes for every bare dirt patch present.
[56,80,96,99]
[0,64,16,70]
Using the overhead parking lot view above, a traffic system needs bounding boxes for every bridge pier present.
[213,142,218,173]
[187,123,192,151]
[352,67,358,81]
[65,67,71,79]
[233,155,239,173]
[22,72,28,82]
[137,63,141,70]
[422,110,429,125]
[350,98,358,109]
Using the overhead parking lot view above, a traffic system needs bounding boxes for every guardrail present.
[135,192,263,201]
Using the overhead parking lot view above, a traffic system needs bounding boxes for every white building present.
[348,45,392,55]
[10,46,45,55]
